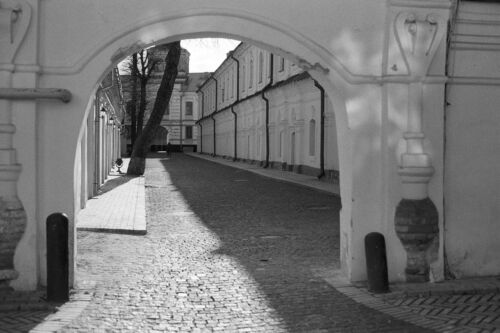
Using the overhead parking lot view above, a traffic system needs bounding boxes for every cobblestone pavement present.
[60,153,428,332]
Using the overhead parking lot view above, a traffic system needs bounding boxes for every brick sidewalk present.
[76,158,146,235]
[2,153,500,332]
[59,154,427,332]
[184,152,500,333]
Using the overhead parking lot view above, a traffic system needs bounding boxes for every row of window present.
[202,49,290,113]
[200,118,317,157]
[165,101,194,116]
[273,119,318,157]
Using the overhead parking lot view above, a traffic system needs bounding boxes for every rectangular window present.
[259,52,264,83]
[185,101,193,116]
[221,80,225,103]
[186,126,193,139]
[309,119,316,156]
[279,57,285,72]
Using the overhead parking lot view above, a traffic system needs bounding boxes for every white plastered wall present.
[445,1,500,277]
[7,0,454,289]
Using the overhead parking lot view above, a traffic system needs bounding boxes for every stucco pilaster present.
[385,1,449,282]
[0,0,37,290]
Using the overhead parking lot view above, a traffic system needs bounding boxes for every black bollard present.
[46,213,69,302]
[364,232,389,293]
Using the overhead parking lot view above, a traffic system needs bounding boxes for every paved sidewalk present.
[186,152,500,332]
[1,152,500,332]
[76,158,146,235]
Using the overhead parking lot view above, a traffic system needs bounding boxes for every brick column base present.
[395,197,438,282]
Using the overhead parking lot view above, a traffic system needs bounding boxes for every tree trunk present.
[127,42,181,175]
[130,54,138,147]
[137,80,147,137]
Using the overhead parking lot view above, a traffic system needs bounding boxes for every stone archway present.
[14,7,358,291]
[52,19,352,288]
[5,2,451,290]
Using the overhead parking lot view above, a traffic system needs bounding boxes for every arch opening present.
[34,11,355,291]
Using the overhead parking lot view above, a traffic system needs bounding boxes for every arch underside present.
[33,8,356,288]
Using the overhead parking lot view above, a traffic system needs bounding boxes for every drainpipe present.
[180,93,183,152]
[199,122,203,153]
[262,92,270,168]
[229,52,240,161]
[231,106,237,161]
[229,52,240,101]
[211,114,216,156]
[261,53,274,168]
[200,90,205,118]
[314,80,325,179]
[198,90,205,153]
[212,76,218,156]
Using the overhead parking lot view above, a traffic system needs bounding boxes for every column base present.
[395,197,439,283]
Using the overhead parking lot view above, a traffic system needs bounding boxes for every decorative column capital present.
[389,6,448,283]
[394,11,446,79]
[387,4,449,78]
[0,0,31,64]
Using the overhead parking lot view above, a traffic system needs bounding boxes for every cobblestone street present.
[59,153,428,332]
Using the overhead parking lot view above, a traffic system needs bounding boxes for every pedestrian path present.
[187,152,500,332]
[58,154,426,332]
[1,153,500,332]
[76,158,146,235]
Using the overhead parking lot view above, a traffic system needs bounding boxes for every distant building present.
[120,45,210,153]
[196,43,339,182]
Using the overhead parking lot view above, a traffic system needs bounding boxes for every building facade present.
[197,43,339,182]
[121,45,210,153]
[1,0,500,291]
[81,68,124,207]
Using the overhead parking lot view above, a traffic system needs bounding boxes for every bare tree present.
[128,54,138,146]
[136,49,158,137]
[124,49,158,147]
[127,42,181,175]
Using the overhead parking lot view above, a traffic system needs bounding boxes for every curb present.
[77,227,147,236]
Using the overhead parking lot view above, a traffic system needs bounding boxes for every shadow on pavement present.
[153,153,429,332]
[96,174,138,196]
[0,290,58,332]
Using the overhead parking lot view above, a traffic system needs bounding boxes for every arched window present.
[221,79,225,103]
[242,62,246,92]
[185,101,193,116]
[258,52,264,83]
[279,130,284,157]
[230,68,234,98]
[309,119,316,156]
[249,57,254,88]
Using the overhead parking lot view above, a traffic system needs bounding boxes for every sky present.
[181,38,240,73]
[119,38,240,74]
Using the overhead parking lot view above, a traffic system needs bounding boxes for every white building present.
[1,0,500,291]
[87,68,124,201]
[121,45,210,153]
[197,43,339,182]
